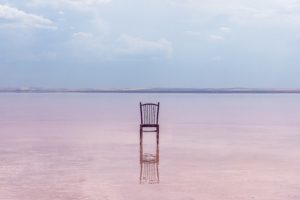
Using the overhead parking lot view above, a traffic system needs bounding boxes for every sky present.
[1,0,300,88]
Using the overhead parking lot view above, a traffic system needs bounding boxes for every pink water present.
[1,93,300,200]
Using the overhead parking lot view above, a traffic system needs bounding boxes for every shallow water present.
[0,93,300,200]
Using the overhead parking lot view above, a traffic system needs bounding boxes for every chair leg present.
[139,163,142,184]
[156,140,159,164]
[140,126,143,145]
[156,127,159,144]
[156,163,159,183]
[139,126,143,184]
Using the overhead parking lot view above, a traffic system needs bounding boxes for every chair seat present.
[140,124,159,128]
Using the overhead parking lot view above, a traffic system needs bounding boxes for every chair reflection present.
[139,132,160,184]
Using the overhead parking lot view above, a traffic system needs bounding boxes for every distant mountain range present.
[1,87,300,93]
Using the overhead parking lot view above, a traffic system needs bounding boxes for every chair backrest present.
[140,102,160,125]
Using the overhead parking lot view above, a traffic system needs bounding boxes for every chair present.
[139,102,160,144]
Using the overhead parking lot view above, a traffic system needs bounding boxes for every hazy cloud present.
[65,31,108,60]
[116,34,173,58]
[209,34,224,41]
[184,30,202,37]
[29,0,111,10]
[219,26,231,32]
[66,32,173,60]
[1,0,300,88]
[72,31,93,38]
[0,4,56,29]
[168,0,300,24]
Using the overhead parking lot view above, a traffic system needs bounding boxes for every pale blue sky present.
[1,0,300,88]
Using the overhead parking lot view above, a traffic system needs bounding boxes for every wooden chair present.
[139,102,160,144]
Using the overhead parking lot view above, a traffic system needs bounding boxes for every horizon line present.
[1,87,300,94]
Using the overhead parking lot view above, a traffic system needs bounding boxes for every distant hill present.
[1,87,300,93]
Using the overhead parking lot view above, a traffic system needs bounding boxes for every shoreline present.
[1,90,300,94]
[1,87,300,94]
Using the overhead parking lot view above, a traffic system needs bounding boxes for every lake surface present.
[1,93,300,200]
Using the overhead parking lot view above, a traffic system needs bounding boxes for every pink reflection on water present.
[0,94,300,199]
